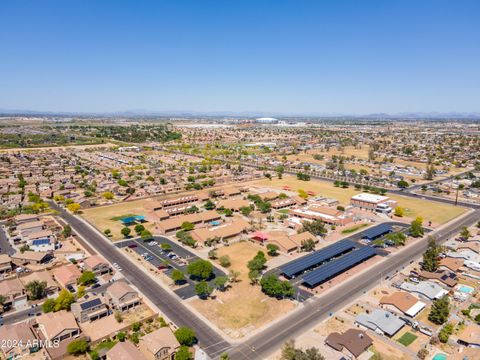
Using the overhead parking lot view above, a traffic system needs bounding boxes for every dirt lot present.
[190,241,296,338]
[253,175,467,224]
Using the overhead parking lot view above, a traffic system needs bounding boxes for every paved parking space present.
[116,236,226,299]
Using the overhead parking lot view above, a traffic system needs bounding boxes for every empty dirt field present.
[253,175,467,225]
[189,241,296,338]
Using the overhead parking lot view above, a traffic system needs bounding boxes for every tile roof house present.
[20,270,59,295]
[105,281,141,311]
[380,291,426,317]
[107,341,146,360]
[71,294,109,323]
[53,263,81,288]
[36,310,80,343]
[457,324,480,347]
[325,329,373,358]
[83,255,110,275]
[139,327,181,360]
[418,270,458,287]
[0,323,39,359]
[0,254,12,274]
[190,219,250,244]
[0,278,27,310]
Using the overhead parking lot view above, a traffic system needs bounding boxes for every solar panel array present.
[32,238,51,246]
[361,223,392,240]
[280,239,356,278]
[80,297,102,310]
[302,246,377,287]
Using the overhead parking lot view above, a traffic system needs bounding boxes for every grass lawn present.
[190,241,295,336]
[397,332,418,346]
[277,209,290,214]
[81,199,156,240]
[341,223,369,234]
[253,175,466,225]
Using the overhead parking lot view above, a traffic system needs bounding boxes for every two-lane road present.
[49,202,231,357]
[227,209,480,359]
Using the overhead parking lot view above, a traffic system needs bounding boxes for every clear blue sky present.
[1,0,479,114]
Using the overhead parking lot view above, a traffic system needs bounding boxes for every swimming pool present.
[432,353,447,360]
[457,284,474,294]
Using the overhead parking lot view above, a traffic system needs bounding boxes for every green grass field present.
[397,332,417,346]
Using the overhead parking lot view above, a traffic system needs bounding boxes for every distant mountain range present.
[0,108,479,120]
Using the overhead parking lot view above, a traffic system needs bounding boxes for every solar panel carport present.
[280,239,356,278]
[302,246,377,288]
[361,223,392,240]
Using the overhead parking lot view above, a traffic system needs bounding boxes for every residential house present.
[379,291,426,317]
[53,264,81,288]
[107,341,146,360]
[139,327,181,360]
[325,329,373,359]
[0,278,27,311]
[105,281,141,311]
[83,255,110,276]
[355,309,405,337]
[0,323,39,359]
[71,294,109,323]
[0,254,12,274]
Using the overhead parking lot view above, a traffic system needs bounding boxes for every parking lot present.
[116,235,227,299]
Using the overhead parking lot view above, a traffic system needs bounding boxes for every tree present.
[428,295,450,325]
[301,220,326,236]
[397,180,409,189]
[208,249,218,259]
[281,340,325,360]
[298,189,308,199]
[121,226,131,238]
[54,289,75,311]
[438,323,453,343]
[240,206,253,217]
[422,237,441,272]
[301,239,316,252]
[409,217,424,238]
[66,203,81,213]
[460,226,471,240]
[117,331,126,342]
[386,232,407,246]
[140,229,153,240]
[175,327,197,346]
[134,224,145,234]
[229,269,240,282]
[25,280,47,300]
[181,222,195,231]
[102,191,114,200]
[67,339,89,355]
[260,274,294,298]
[214,276,229,291]
[248,269,260,284]
[219,255,231,267]
[114,311,123,323]
[171,269,186,285]
[76,285,86,298]
[394,207,404,217]
[175,346,193,360]
[267,243,280,256]
[187,259,213,280]
[42,298,56,313]
[195,281,213,298]
[78,271,96,286]
[157,245,171,254]
[204,199,216,210]
[62,225,72,237]
[247,251,267,272]
[224,208,234,217]
[104,229,112,237]
[220,352,230,360]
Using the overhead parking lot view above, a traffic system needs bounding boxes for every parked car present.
[128,244,138,249]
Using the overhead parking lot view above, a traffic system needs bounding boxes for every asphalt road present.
[47,179,479,360]
[49,202,231,357]
[226,209,480,360]
[0,223,14,255]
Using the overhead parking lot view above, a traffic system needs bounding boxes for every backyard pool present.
[457,284,474,294]
[210,220,221,226]
[432,354,447,360]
